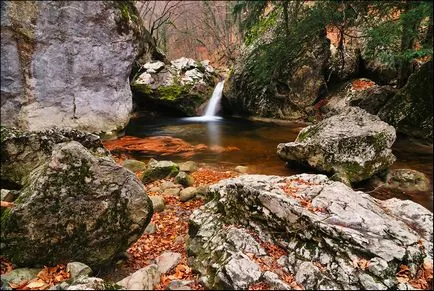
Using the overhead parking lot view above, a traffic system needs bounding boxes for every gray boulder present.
[117,264,160,290]
[0,1,153,134]
[0,268,40,285]
[67,262,93,280]
[150,196,165,212]
[141,159,179,184]
[188,174,432,290]
[155,251,182,274]
[1,139,152,268]
[277,107,396,183]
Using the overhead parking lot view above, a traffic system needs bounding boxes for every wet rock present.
[235,165,249,173]
[188,174,432,290]
[1,138,152,268]
[150,196,165,212]
[155,251,181,274]
[277,107,396,182]
[175,171,194,187]
[0,268,40,285]
[122,159,147,172]
[0,189,18,202]
[179,187,197,202]
[179,161,198,173]
[66,262,92,280]
[117,265,160,290]
[141,159,179,184]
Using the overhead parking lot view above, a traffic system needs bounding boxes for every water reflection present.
[206,121,221,147]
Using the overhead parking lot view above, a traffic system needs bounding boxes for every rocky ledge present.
[188,174,432,290]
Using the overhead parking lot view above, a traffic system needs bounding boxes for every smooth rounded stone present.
[1,141,152,268]
[117,264,160,290]
[0,268,40,285]
[187,174,433,290]
[163,188,182,196]
[66,262,92,280]
[122,159,147,173]
[141,159,179,184]
[161,181,178,190]
[148,186,162,193]
[383,169,430,192]
[150,196,165,212]
[175,171,194,187]
[155,251,182,274]
[196,185,209,198]
[144,222,157,234]
[277,107,396,182]
[234,165,248,173]
[179,161,198,173]
[179,187,197,202]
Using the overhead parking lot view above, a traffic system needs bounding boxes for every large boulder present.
[188,174,433,290]
[1,127,152,268]
[277,107,396,183]
[1,1,153,134]
[378,60,433,142]
[131,58,218,116]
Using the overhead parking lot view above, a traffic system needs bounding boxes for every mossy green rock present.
[141,159,179,184]
[1,140,152,269]
[277,107,396,182]
[378,60,433,142]
[175,171,194,187]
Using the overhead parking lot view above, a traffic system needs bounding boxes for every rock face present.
[132,58,218,116]
[378,60,433,142]
[1,127,152,268]
[188,174,433,290]
[372,168,431,192]
[277,107,396,183]
[1,1,151,134]
[322,79,397,118]
[222,27,329,120]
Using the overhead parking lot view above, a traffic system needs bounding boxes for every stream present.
[117,116,433,212]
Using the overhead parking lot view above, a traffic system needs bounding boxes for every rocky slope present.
[188,174,433,290]
[1,1,154,134]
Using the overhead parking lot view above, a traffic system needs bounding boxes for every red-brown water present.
[119,116,433,211]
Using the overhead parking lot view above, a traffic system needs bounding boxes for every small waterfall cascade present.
[203,80,225,117]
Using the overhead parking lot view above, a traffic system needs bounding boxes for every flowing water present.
[121,116,433,211]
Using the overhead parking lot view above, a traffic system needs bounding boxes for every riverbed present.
[113,116,433,211]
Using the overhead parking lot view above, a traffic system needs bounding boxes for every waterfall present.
[203,80,225,117]
[183,80,225,122]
